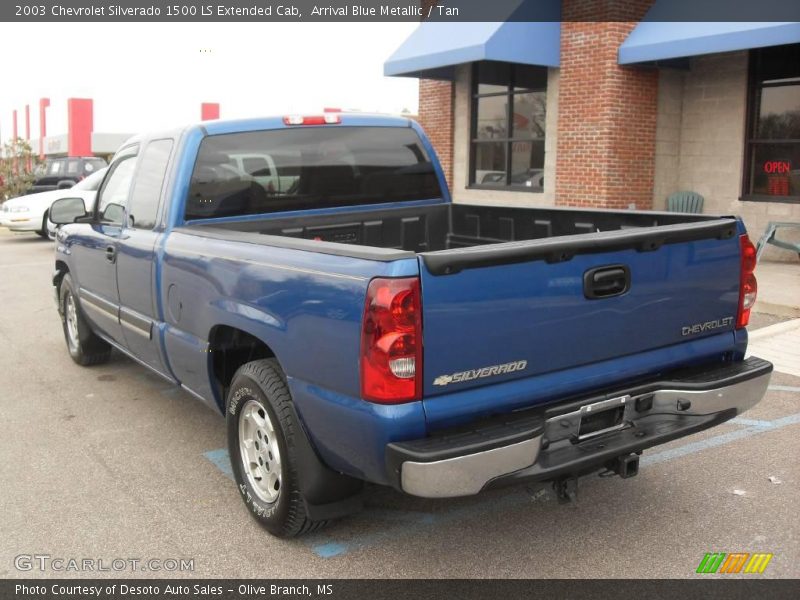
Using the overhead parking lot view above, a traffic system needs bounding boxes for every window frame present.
[468,62,547,193]
[125,138,174,231]
[741,45,800,204]
[94,144,139,225]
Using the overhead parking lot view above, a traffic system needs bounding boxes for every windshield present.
[74,167,108,191]
[185,126,442,220]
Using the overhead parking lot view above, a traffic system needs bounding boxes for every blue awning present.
[384,8,560,79]
[620,21,800,65]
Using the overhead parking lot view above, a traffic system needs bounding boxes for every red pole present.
[12,110,18,174]
[201,102,220,120]
[39,98,50,160]
[25,105,31,171]
[67,98,93,157]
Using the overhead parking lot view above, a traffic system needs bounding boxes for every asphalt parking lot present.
[1,228,798,579]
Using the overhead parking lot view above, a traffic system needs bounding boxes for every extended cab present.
[50,114,772,537]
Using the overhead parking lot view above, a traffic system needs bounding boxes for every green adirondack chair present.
[755,222,800,262]
[667,191,705,214]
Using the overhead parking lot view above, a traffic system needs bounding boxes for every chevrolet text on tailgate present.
[50,114,773,537]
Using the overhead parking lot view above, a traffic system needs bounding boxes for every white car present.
[0,167,107,238]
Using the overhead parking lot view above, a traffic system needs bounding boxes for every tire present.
[59,273,112,366]
[36,211,49,238]
[226,359,327,537]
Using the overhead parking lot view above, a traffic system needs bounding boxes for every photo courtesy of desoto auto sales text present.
[0,0,798,598]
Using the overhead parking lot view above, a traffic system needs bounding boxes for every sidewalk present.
[749,259,800,377]
[748,319,800,378]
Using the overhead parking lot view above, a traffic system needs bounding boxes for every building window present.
[469,61,547,191]
[744,44,800,202]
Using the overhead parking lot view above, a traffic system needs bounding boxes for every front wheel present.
[226,359,327,537]
[59,273,112,366]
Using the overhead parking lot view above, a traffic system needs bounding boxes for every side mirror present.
[50,197,89,225]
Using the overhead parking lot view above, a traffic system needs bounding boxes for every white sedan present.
[0,167,107,238]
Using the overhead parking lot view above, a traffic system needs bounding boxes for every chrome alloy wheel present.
[238,398,282,503]
[65,293,79,352]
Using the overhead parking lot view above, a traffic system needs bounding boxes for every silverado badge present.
[433,360,528,386]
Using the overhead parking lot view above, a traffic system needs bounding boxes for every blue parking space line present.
[769,385,800,393]
[730,417,775,428]
[203,448,233,480]
[642,411,800,466]
[312,542,351,558]
[771,411,800,428]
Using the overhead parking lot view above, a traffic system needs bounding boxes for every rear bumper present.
[386,357,772,498]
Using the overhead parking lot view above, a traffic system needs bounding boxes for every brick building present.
[385,3,800,260]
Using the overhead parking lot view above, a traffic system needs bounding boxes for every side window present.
[470,61,547,190]
[65,160,80,176]
[744,45,800,200]
[97,156,137,225]
[127,139,173,230]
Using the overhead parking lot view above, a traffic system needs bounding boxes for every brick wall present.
[418,79,454,190]
[415,0,454,191]
[556,0,657,209]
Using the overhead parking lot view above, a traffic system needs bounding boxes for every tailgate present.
[418,219,742,400]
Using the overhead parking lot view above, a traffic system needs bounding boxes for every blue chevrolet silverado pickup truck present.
[50,113,773,537]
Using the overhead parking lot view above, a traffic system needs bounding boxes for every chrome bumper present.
[392,357,772,499]
[401,438,543,498]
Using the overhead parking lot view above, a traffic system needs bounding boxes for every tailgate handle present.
[584,265,630,299]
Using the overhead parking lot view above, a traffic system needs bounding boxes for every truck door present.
[69,146,138,346]
[116,138,175,376]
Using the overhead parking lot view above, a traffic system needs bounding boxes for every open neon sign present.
[764,160,791,174]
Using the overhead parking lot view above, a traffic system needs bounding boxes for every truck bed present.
[187,203,737,274]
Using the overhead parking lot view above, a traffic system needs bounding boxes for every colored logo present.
[696,552,773,574]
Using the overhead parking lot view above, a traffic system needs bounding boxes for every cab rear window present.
[185,126,442,221]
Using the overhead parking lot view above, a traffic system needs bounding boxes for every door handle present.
[105,245,117,264]
[583,265,630,299]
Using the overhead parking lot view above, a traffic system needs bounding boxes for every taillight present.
[360,277,422,403]
[737,234,757,329]
[283,114,341,126]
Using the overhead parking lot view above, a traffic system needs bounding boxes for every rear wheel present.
[59,274,112,366]
[226,359,327,537]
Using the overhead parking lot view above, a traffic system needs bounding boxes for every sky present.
[0,22,419,143]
